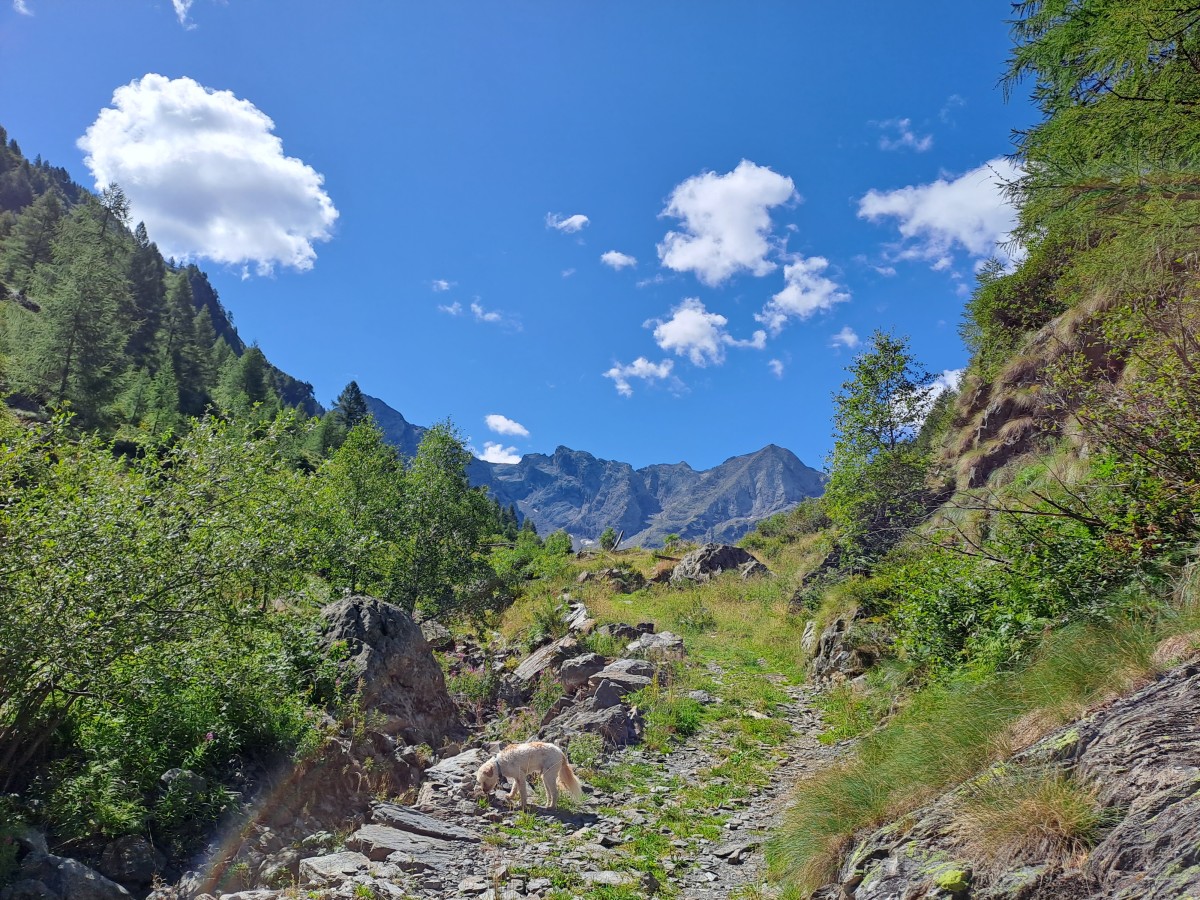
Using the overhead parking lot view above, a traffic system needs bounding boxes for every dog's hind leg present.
[542,764,560,808]
[515,777,530,810]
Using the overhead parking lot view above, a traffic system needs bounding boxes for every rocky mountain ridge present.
[365,395,825,547]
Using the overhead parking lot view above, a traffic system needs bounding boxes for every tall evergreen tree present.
[334,380,370,429]
[0,191,63,292]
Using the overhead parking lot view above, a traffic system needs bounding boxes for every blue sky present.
[1,1,1036,471]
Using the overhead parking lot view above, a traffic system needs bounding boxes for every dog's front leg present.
[516,777,530,810]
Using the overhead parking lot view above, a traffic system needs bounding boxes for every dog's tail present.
[558,756,585,800]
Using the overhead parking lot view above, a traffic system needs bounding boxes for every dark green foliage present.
[599,526,618,550]
[824,331,936,563]
[334,380,369,430]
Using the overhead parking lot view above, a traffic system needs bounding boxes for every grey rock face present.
[298,851,370,887]
[809,618,878,685]
[321,595,462,745]
[817,662,1200,899]
[626,631,686,661]
[671,544,770,585]
[559,653,607,691]
[98,836,166,888]
[16,853,132,900]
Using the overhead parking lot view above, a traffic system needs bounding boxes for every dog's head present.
[474,759,499,795]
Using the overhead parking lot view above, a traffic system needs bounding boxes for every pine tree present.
[0,192,64,292]
[334,380,370,429]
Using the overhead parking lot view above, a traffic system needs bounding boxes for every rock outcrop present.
[670,544,771,585]
[322,595,463,746]
[815,660,1200,899]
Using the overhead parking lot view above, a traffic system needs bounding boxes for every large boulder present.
[322,595,462,745]
[670,544,770,585]
[14,853,132,900]
[98,836,166,889]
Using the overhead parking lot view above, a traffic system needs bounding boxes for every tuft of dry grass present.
[1150,631,1200,669]
[955,769,1105,866]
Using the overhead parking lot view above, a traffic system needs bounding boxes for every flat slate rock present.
[298,851,370,886]
[346,825,464,874]
[370,802,480,842]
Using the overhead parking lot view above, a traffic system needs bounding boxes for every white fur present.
[474,740,585,809]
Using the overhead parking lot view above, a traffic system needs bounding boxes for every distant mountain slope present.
[365,394,825,547]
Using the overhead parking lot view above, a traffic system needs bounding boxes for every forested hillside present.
[0,128,321,441]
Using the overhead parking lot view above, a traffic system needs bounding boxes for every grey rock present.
[160,767,207,794]
[594,658,656,680]
[739,558,771,580]
[512,635,579,686]
[591,679,624,709]
[370,802,480,841]
[419,618,454,651]
[626,631,686,661]
[559,653,607,691]
[18,853,132,900]
[416,747,488,809]
[818,662,1200,900]
[598,623,640,641]
[581,871,638,887]
[98,836,166,888]
[0,881,57,900]
[671,544,770,585]
[322,595,463,745]
[297,851,370,887]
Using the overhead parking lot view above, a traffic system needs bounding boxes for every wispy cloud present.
[437,301,462,316]
[172,0,196,28]
[546,212,589,233]
[858,158,1022,270]
[768,359,785,378]
[12,0,32,15]
[939,94,966,123]
[603,357,675,397]
[658,160,796,286]
[755,256,850,335]
[830,326,860,349]
[561,268,576,279]
[471,300,502,323]
[79,74,338,274]
[877,117,932,152]
[600,250,637,270]
[477,442,522,464]
[485,414,529,438]
[431,279,454,292]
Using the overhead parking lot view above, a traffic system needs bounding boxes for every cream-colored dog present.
[474,741,584,809]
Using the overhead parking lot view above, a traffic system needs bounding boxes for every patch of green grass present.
[768,617,1163,895]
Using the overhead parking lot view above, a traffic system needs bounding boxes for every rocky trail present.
[241,674,834,900]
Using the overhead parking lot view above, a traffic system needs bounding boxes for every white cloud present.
[603,357,674,397]
[78,74,338,274]
[431,279,454,292]
[636,274,667,288]
[562,268,576,278]
[878,117,933,152]
[478,442,522,465]
[546,212,589,233]
[600,250,637,270]
[830,326,860,349]
[768,359,785,378]
[931,367,964,397]
[648,298,766,367]
[755,256,850,335]
[172,0,195,27]
[471,300,501,323]
[438,301,463,316]
[13,0,31,14]
[857,158,1022,269]
[940,94,966,123]
[657,160,796,286]
[918,368,965,421]
[874,265,897,277]
[485,414,529,438]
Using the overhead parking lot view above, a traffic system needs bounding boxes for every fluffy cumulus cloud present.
[546,212,589,233]
[830,326,860,349]
[485,414,529,438]
[857,158,1022,268]
[648,298,765,367]
[603,357,674,397]
[657,160,796,286]
[78,75,338,274]
[755,256,850,335]
[877,117,932,152]
[600,250,637,270]
[478,442,522,465]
